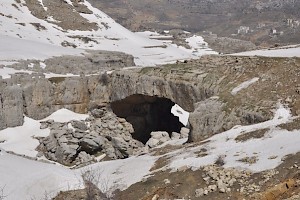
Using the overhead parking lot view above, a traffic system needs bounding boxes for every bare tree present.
[81,167,110,200]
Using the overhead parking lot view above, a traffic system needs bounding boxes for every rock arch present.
[110,94,184,143]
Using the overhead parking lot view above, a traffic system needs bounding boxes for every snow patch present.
[37,0,48,11]
[168,103,299,172]
[231,77,259,95]
[0,61,18,66]
[0,67,34,79]
[42,108,89,123]
[0,109,88,158]
[80,155,157,194]
[0,153,82,200]
[0,117,49,157]
[171,104,189,126]
[232,46,300,57]
[0,35,84,61]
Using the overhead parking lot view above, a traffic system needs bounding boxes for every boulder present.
[79,138,102,154]
[146,138,160,148]
[171,132,181,140]
[91,108,105,118]
[71,120,88,131]
[180,127,190,138]
[146,131,171,148]
[195,188,204,197]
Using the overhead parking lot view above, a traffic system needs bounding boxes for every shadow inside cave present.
[111,94,184,144]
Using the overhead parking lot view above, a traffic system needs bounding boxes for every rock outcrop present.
[9,50,135,75]
[38,107,146,166]
[0,85,24,129]
[188,99,226,142]
[1,55,299,143]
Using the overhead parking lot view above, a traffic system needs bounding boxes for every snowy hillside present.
[0,0,216,67]
[2,103,300,199]
[2,1,300,200]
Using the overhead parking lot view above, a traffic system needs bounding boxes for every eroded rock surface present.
[1,55,299,143]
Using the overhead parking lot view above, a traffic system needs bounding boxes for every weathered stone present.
[195,188,204,197]
[189,99,225,142]
[72,131,85,139]
[208,185,217,192]
[93,136,107,146]
[79,138,102,154]
[171,132,181,140]
[146,138,160,148]
[0,85,24,129]
[180,127,190,138]
[40,122,49,129]
[91,108,105,118]
[203,189,209,195]
[217,180,227,193]
[58,136,68,143]
[76,151,92,163]
[71,120,88,131]
[111,137,129,150]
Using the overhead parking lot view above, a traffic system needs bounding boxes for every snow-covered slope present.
[2,104,300,199]
[232,45,300,57]
[0,0,216,66]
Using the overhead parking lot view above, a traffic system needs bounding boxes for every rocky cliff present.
[1,55,300,143]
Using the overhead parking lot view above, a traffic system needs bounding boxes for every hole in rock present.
[111,94,188,144]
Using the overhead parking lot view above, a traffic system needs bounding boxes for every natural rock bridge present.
[2,55,297,142]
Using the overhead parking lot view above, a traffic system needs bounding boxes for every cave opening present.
[110,94,185,144]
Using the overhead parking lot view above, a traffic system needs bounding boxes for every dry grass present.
[235,129,269,142]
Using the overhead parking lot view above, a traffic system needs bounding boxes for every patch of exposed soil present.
[278,118,300,131]
[23,0,98,31]
[235,129,269,142]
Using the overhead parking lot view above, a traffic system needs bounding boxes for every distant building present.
[257,23,265,28]
[237,26,250,34]
[287,19,300,28]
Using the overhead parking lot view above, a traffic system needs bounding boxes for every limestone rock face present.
[23,79,54,119]
[2,55,288,145]
[23,77,91,120]
[0,85,24,129]
[52,77,89,114]
[188,99,225,142]
[108,71,213,112]
[44,50,135,75]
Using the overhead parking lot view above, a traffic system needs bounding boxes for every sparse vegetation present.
[214,155,225,166]
[48,77,66,84]
[99,72,109,85]
[238,156,258,164]
[235,129,269,142]
[81,167,110,200]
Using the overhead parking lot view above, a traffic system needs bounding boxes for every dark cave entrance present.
[111,94,184,144]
